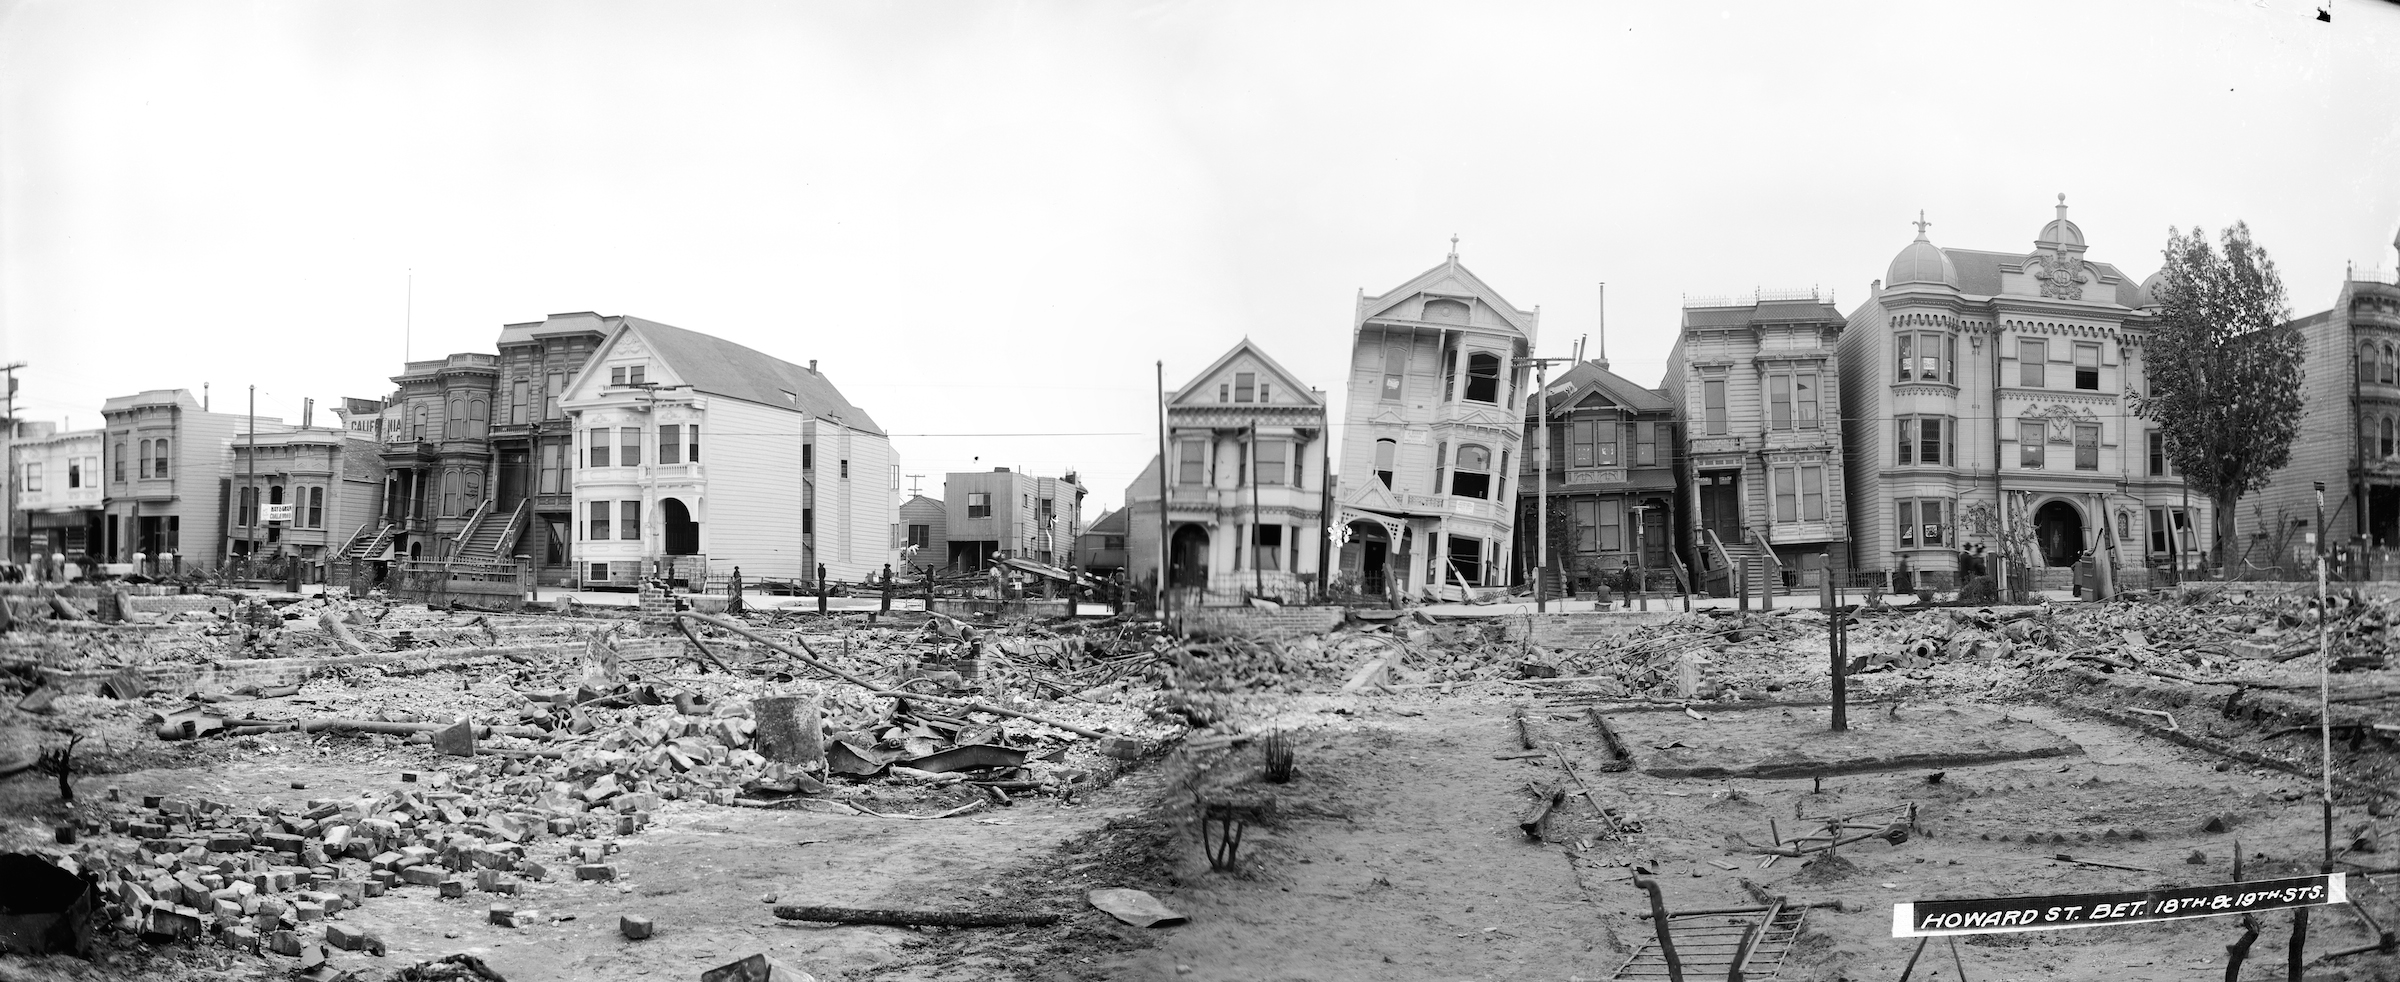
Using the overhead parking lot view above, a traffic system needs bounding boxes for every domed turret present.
[1886,211,1958,290]
[2037,193,2086,251]
[2135,270,2165,308]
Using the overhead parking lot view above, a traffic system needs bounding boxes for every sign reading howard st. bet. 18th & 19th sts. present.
[1893,873,2346,937]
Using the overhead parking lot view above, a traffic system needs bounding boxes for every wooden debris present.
[772,905,1059,928]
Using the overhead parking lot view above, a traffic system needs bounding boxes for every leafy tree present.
[2133,222,2304,575]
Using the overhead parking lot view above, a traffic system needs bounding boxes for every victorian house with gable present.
[1660,290,1849,595]
[1123,339,1328,606]
[1837,198,2205,590]
[1333,246,1534,601]
[1513,357,1680,595]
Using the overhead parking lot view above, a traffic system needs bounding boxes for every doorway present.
[1698,470,1742,549]
[661,498,700,556]
[2369,485,2399,548]
[1169,524,1210,588]
[1342,520,1390,596]
[2033,499,2086,566]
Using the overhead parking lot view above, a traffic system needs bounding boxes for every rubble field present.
[4,582,2400,982]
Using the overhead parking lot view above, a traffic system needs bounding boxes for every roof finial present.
[1448,233,1459,262]
[1912,210,1932,238]
[2056,192,2069,223]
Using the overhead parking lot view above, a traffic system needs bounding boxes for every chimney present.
[808,360,818,374]
[302,397,313,429]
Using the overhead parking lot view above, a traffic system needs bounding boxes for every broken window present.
[1445,536,1483,586]
[840,459,849,479]
[907,525,931,548]
[968,492,992,518]
[1235,372,1256,403]
[1253,524,1283,571]
[1255,439,1287,485]
[1381,346,1407,402]
[1450,444,1491,499]
[1464,353,1500,403]
[66,460,80,488]
[1374,438,1396,488]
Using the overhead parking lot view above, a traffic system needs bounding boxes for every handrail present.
[492,500,532,560]
[452,499,491,550]
[339,521,372,557]
[1702,529,1736,573]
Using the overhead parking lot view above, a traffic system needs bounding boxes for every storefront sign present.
[1893,873,2346,938]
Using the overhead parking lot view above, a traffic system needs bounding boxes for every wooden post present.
[817,563,828,615]
[1737,557,1749,611]
[1826,564,1848,733]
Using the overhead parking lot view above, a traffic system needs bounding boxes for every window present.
[621,427,641,467]
[589,562,609,581]
[1259,383,1271,403]
[2020,421,2046,467]
[1572,500,1599,552]
[412,406,428,441]
[2383,418,2395,459]
[1636,422,1658,466]
[611,367,624,385]
[589,501,609,540]
[1104,535,1125,550]
[154,438,168,478]
[968,492,992,517]
[511,380,528,425]
[1896,498,1947,548]
[1374,438,1396,488]
[545,373,563,420]
[1771,465,1828,522]
[1381,347,1407,402]
[1178,440,1207,486]
[588,428,610,467]
[114,442,125,482]
[1235,372,1256,403]
[1441,350,1458,403]
[468,396,488,439]
[802,508,814,533]
[1895,416,1952,466]
[1703,380,1727,435]
[2020,338,2048,387]
[539,441,563,494]
[629,365,644,385]
[308,487,324,528]
[839,459,849,479]
[1218,384,1229,403]
[238,486,255,527]
[2073,423,2100,470]
[2149,431,2175,476]
[1465,353,1500,403]
[22,462,39,492]
[611,365,646,386]
[907,525,931,549]
[1598,499,1624,552]
[1595,420,1620,465]
[66,460,80,488]
[1253,524,1283,570]
[2149,506,2192,554]
[2387,343,2398,385]
[659,424,681,465]
[621,500,640,540]
[802,444,814,469]
[1451,444,1491,498]
[2362,343,2377,385]
[139,439,151,479]
[1794,373,1820,427]
[1769,374,1789,429]
[442,471,462,516]
[688,424,699,462]
[1256,439,1288,485]
[2074,343,2100,390]
[1769,372,1822,429]
[1894,331,1951,383]
[1434,441,1448,496]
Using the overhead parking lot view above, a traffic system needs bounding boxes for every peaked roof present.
[618,316,885,435]
[1536,360,1673,414]
[1086,507,1129,535]
[1359,254,1537,338]
[1170,338,1324,405]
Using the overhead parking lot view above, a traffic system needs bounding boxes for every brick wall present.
[1179,605,1347,640]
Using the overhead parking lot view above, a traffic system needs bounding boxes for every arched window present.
[308,487,324,528]
[1374,439,1397,488]
[1451,443,1493,499]
[2363,342,2378,383]
[468,397,489,438]
[138,439,151,478]
[2385,342,2397,385]
[269,485,283,505]
[446,396,465,439]
[113,442,126,482]
[2385,417,2396,459]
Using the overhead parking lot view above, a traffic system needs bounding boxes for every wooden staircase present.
[450,500,530,566]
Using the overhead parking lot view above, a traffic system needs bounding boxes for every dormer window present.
[611,365,647,386]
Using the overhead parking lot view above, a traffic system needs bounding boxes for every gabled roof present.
[1534,361,1673,415]
[617,316,885,435]
[1682,300,1844,330]
[1086,507,1129,535]
[1169,338,1324,406]
[1358,254,1537,338]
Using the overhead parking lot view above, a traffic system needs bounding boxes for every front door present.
[1699,471,1742,550]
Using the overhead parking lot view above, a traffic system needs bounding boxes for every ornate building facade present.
[1837,198,2207,589]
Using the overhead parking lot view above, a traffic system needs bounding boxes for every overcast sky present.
[6,0,2398,517]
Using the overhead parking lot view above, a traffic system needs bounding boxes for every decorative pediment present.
[1572,392,1612,409]
[1341,479,1404,515]
[1357,256,1538,339]
[2021,403,2100,443]
[1168,339,1324,410]
[2029,250,2094,300]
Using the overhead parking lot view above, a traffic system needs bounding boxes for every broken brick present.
[619,914,654,940]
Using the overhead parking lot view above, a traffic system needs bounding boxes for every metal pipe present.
[1631,874,1685,982]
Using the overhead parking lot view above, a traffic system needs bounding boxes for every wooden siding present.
[700,398,813,580]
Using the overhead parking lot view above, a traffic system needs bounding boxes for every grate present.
[1611,905,1808,980]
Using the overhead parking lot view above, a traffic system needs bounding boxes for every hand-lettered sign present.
[1893,873,2346,937]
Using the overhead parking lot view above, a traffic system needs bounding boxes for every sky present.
[6,0,2399,519]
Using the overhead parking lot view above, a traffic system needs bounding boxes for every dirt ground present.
[9,591,2400,982]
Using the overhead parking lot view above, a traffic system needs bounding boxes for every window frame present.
[1373,438,1396,488]
[967,492,992,518]
[588,500,609,540]
[2074,342,2101,390]
[588,427,611,468]
[2020,338,2048,387]
[1702,380,1728,435]
[2074,422,2101,470]
[2020,421,2046,468]
[1255,438,1288,485]
[658,424,681,465]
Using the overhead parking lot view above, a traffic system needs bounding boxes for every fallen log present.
[45,592,89,621]
[1584,707,1636,772]
[771,905,1059,928]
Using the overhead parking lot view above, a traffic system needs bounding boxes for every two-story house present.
[1662,290,1848,594]
[559,315,899,588]
[376,353,501,564]
[941,468,1084,571]
[226,426,385,580]
[1334,246,1534,601]
[10,423,104,566]
[1126,339,1329,605]
[101,389,268,569]
[1513,358,1680,595]
[1839,199,2203,590]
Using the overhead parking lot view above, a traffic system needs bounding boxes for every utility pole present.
[246,386,258,579]
[1315,389,1331,602]
[1249,421,1263,599]
[1154,361,1170,622]
[1522,355,1579,611]
[2,363,23,571]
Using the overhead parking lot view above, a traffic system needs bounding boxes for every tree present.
[2132,222,2304,576]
